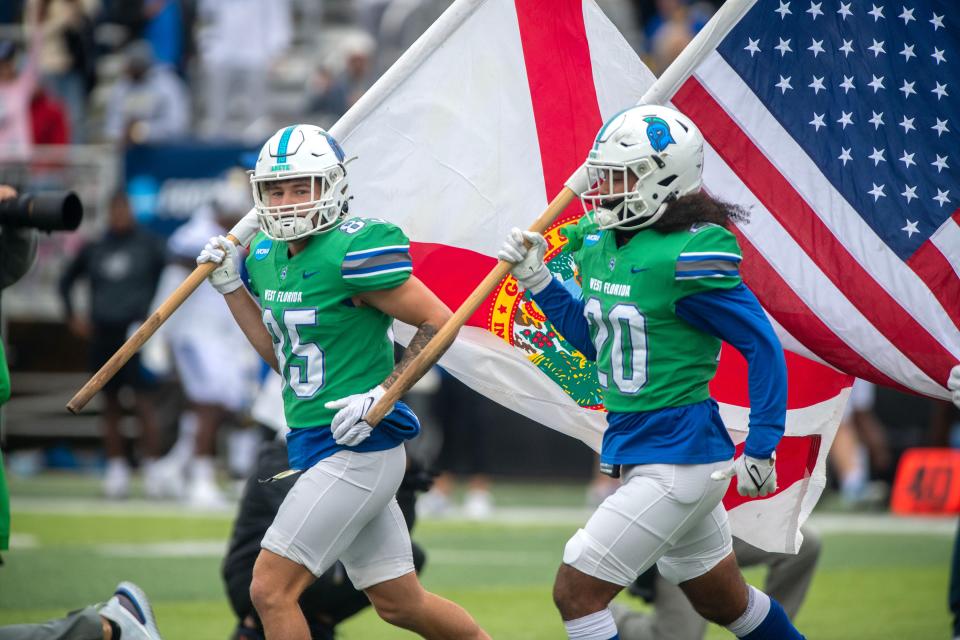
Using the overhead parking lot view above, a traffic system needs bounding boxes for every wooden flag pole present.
[66,203,264,414]
[364,187,576,426]
[65,235,239,414]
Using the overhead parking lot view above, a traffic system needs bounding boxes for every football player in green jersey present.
[198,125,488,640]
[499,106,805,640]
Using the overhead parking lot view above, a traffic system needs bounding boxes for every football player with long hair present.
[499,105,805,640]
[199,125,488,640]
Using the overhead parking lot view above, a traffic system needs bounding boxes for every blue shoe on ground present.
[98,581,162,640]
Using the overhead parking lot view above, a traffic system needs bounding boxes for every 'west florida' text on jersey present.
[245,217,421,467]
[531,214,787,465]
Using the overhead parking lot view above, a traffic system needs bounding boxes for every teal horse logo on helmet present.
[643,116,676,152]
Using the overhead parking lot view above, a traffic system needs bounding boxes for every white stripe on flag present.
[701,141,943,397]
[695,52,960,362]
[931,216,960,282]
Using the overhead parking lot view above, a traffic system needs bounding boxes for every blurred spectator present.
[143,0,184,69]
[612,526,821,639]
[58,191,167,499]
[195,0,292,140]
[645,0,693,74]
[373,0,455,76]
[308,32,376,119]
[830,379,891,507]
[98,0,148,38]
[149,171,261,507]
[103,40,190,145]
[29,86,70,144]
[649,16,691,75]
[930,399,959,448]
[355,0,392,36]
[638,0,711,42]
[0,6,42,161]
[418,371,496,520]
[635,0,716,74]
[0,1,24,24]
[26,0,98,142]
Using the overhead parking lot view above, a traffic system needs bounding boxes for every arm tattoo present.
[382,322,440,390]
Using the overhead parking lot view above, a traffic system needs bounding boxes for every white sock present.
[564,609,618,640]
[191,457,216,483]
[166,412,198,465]
[726,586,771,637]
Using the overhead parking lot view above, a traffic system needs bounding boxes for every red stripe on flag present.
[907,211,960,331]
[515,0,602,223]
[410,242,497,329]
[674,77,954,388]
[722,435,821,510]
[730,222,908,393]
[711,346,851,409]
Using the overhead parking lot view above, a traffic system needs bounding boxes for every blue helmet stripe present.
[322,131,346,162]
[276,125,297,163]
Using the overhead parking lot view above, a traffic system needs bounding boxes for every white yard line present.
[96,540,228,558]
[807,513,958,536]
[11,500,957,536]
[8,533,38,549]
[11,499,236,519]
[426,549,557,566]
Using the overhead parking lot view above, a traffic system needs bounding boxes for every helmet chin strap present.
[599,196,671,231]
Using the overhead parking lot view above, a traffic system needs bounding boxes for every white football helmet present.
[581,105,704,230]
[250,124,349,240]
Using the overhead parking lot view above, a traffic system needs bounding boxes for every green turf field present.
[0,474,954,639]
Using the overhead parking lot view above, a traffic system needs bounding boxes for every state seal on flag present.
[489,221,603,410]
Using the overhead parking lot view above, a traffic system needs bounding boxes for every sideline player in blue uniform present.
[500,105,804,640]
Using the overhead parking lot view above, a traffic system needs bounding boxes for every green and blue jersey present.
[245,217,420,467]
[533,215,787,464]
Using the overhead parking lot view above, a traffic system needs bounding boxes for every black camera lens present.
[0,191,84,232]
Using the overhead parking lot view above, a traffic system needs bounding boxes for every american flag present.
[661,0,958,399]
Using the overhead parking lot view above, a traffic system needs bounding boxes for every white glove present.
[564,162,591,195]
[324,385,393,447]
[197,235,242,294]
[948,365,960,409]
[497,227,552,294]
[711,453,778,498]
[227,208,260,246]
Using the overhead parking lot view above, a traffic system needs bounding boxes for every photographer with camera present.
[0,188,166,639]
[0,185,39,294]
[0,183,82,559]
[0,183,35,559]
